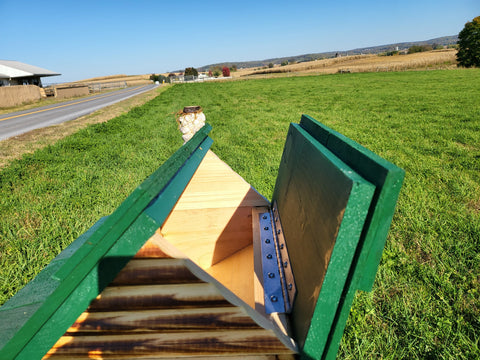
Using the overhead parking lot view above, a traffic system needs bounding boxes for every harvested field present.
[69,74,152,84]
[125,79,154,86]
[233,49,457,78]
[66,74,153,92]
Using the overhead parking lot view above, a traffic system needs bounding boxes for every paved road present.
[0,84,159,141]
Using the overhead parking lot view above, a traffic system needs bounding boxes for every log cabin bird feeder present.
[0,114,404,359]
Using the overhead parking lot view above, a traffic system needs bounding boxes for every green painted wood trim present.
[298,115,405,359]
[299,114,405,291]
[0,216,108,346]
[17,139,213,360]
[0,126,213,360]
[321,284,359,360]
[272,124,375,359]
[17,212,159,359]
[301,179,374,359]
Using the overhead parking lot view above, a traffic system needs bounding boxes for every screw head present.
[284,261,288,268]
[263,215,267,219]
[280,243,284,249]
[265,239,270,244]
[264,226,269,231]
[266,254,273,259]
[268,272,275,279]
[271,295,278,302]
[288,283,293,290]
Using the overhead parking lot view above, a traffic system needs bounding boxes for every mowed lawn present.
[1,70,479,358]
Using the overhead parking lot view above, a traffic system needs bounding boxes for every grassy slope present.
[0,70,479,358]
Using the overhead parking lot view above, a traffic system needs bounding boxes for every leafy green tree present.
[149,74,170,83]
[184,67,198,76]
[457,16,480,68]
[408,45,432,54]
[209,66,222,77]
[158,75,170,83]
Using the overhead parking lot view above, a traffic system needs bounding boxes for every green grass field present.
[1,69,479,358]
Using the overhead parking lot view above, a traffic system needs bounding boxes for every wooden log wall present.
[44,239,295,359]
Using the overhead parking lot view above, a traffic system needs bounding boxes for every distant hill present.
[196,35,458,71]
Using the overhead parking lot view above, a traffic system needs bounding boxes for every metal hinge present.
[259,201,296,314]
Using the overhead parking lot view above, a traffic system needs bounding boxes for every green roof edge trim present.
[0,124,213,360]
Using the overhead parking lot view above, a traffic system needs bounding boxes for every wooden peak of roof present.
[44,149,297,358]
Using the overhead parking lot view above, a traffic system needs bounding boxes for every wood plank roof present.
[44,234,295,359]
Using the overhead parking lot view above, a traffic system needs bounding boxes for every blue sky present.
[1,0,479,83]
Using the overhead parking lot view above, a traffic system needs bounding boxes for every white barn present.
[0,60,60,87]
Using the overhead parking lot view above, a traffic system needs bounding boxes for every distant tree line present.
[408,45,435,54]
[207,65,235,77]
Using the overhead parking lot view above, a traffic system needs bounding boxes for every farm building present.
[0,60,60,87]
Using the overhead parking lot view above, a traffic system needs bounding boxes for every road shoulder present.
[0,85,167,169]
